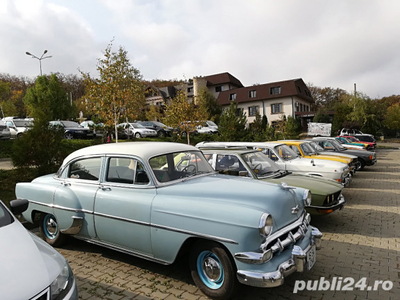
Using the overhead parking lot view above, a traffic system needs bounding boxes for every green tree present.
[24,74,74,121]
[163,90,207,144]
[332,101,352,135]
[196,87,222,123]
[81,41,145,142]
[285,116,302,139]
[12,74,73,174]
[313,110,331,123]
[383,103,400,132]
[217,102,248,141]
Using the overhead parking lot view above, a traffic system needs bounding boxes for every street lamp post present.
[25,50,52,76]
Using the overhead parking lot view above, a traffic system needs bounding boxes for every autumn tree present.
[81,42,145,142]
[163,90,207,144]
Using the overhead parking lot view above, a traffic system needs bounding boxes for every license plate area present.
[307,245,316,270]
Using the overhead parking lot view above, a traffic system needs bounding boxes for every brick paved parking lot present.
[38,146,400,300]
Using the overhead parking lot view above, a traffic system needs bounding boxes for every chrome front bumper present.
[342,173,352,187]
[308,194,346,214]
[236,226,322,288]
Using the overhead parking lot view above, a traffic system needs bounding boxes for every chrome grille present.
[260,213,310,255]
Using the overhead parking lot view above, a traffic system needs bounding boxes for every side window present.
[289,146,301,156]
[106,157,149,185]
[69,157,102,181]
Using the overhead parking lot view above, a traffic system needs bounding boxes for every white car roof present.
[63,142,198,164]
[196,141,285,148]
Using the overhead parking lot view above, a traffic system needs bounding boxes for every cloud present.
[1,0,400,98]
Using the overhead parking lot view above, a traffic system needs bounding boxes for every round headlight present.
[303,189,312,206]
[259,213,273,237]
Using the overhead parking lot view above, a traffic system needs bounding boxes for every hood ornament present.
[292,205,300,214]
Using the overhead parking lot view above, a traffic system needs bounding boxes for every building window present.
[187,87,193,93]
[235,108,243,117]
[271,103,282,114]
[270,86,281,95]
[215,86,222,92]
[248,106,259,116]
[249,90,256,98]
[297,86,302,93]
[229,93,236,101]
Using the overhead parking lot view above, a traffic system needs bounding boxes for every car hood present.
[284,157,346,170]
[339,149,375,158]
[155,174,303,230]
[305,153,350,163]
[262,173,342,196]
[0,220,65,300]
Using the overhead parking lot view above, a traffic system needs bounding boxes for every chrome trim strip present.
[95,211,238,245]
[28,200,238,245]
[29,200,92,214]
[73,236,170,265]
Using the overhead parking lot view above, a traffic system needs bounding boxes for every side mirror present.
[9,199,29,215]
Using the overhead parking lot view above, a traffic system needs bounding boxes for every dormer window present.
[249,90,256,98]
[229,93,236,101]
[270,86,281,95]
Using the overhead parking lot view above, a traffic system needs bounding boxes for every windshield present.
[13,120,33,127]
[308,141,325,152]
[132,123,146,128]
[153,121,167,127]
[61,121,81,128]
[149,150,214,183]
[300,142,317,155]
[241,151,281,177]
[207,121,217,127]
[274,144,299,161]
[332,139,347,150]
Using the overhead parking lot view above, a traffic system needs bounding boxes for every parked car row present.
[0,117,33,139]
[12,141,322,299]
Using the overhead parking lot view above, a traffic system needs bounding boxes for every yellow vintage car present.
[279,140,357,175]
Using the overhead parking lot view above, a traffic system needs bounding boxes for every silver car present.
[1,199,78,300]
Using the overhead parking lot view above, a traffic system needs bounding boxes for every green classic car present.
[202,148,346,215]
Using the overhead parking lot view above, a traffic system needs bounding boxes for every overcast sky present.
[1,0,399,98]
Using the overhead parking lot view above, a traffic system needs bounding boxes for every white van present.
[3,117,33,138]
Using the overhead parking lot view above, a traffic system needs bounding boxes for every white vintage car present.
[1,199,78,300]
[196,141,351,186]
[15,142,322,300]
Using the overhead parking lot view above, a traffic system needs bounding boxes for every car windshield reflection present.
[149,151,215,182]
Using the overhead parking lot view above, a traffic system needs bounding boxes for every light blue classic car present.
[15,142,322,300]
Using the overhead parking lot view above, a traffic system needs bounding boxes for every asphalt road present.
[23,144,400,300]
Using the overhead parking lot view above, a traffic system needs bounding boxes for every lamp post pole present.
[25,50,52,76]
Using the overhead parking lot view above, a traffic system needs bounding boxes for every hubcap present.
[44,215,58,238]
[202,256,221,281]
[197,251,224,289]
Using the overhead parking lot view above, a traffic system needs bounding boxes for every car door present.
[94,156,156,256]
[54,156,102,238]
